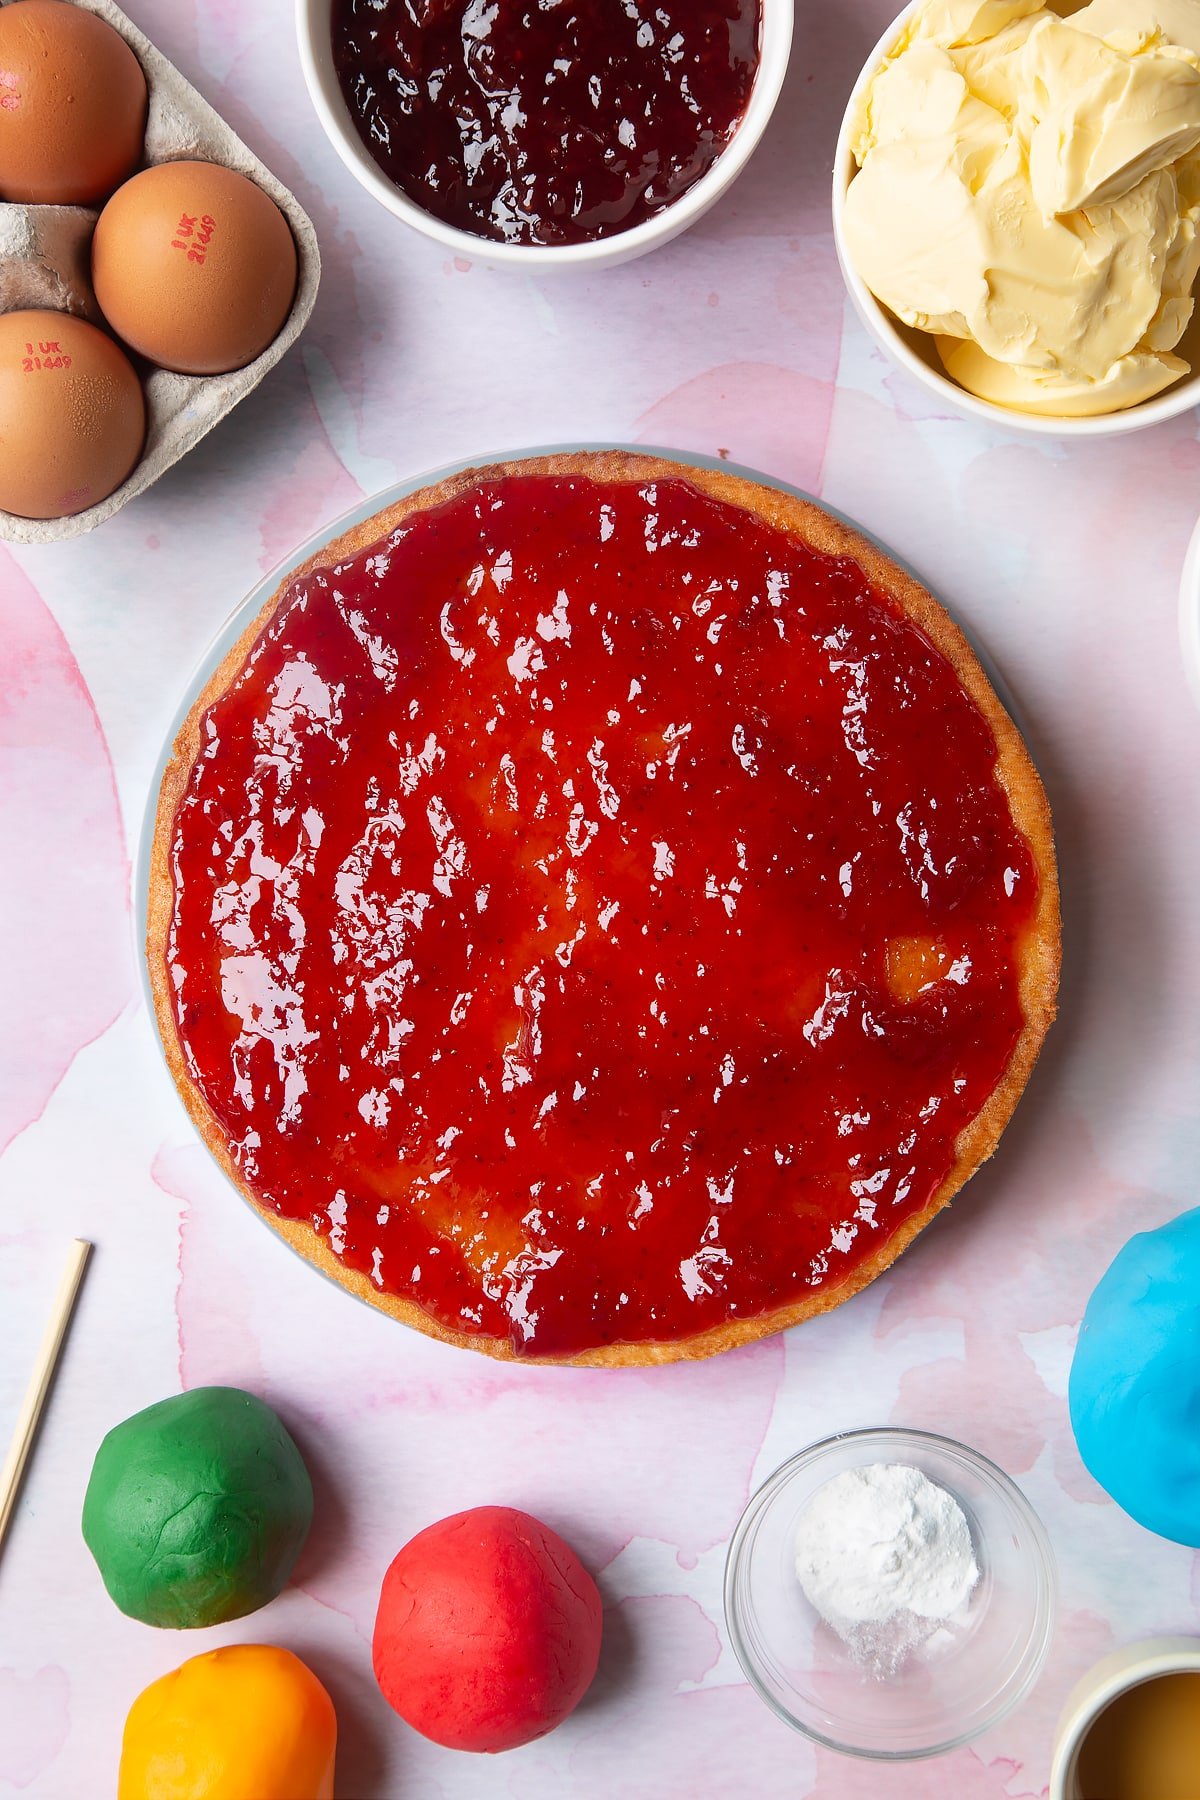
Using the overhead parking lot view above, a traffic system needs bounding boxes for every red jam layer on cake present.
[166,473,1039,1358]
[330,0,761,247]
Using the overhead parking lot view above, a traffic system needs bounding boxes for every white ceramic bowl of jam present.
[725,1428,1056,1760]
[1050,1639,1200,1798]
[297,0,793,270]
[831,3,1200,440]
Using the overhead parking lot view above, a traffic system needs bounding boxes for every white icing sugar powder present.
[794,1462,979,1677]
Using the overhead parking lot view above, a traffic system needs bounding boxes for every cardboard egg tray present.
[0,0,321,543]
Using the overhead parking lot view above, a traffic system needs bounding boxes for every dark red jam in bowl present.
[165,472,1042,1359]
[329,0,763,247]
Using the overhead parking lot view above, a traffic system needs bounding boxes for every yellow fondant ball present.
[118,1644,336,1800]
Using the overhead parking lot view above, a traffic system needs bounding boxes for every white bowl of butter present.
[833,0,1200,435]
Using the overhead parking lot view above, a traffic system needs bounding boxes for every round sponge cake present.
[147,452,1060,1364]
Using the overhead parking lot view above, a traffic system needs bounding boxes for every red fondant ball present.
[372,1505,603,1753]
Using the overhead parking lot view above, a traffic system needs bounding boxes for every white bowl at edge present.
[1179,514,1200,706]
[296,0,794,271]
[831,2,1200,439]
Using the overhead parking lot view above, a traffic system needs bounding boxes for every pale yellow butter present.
[1072,0,1200,57]
[844,0,1200,415]
[1023,16,1200,213]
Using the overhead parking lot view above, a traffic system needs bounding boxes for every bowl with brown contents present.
[1050,1640,1200,1799]
[297,0,792,268]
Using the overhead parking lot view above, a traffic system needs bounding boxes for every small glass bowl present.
[725,1428,1056,1761]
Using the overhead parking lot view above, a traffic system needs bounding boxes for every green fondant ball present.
[82,1386,313,1629]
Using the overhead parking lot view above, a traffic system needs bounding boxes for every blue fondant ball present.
[1070,1207,1200,1547]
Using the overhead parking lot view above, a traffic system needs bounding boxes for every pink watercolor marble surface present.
[4,2,1200,1795]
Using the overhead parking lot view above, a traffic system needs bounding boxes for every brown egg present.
[0,1,147,204]
[92,161,299,376]
[0,309,144,518]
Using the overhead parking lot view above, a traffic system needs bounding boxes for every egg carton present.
[0,0,321,543]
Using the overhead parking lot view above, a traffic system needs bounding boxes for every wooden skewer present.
[0,1238,92,1555]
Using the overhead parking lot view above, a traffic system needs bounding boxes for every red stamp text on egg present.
[22,340,71,372]
[171,212,217,265]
